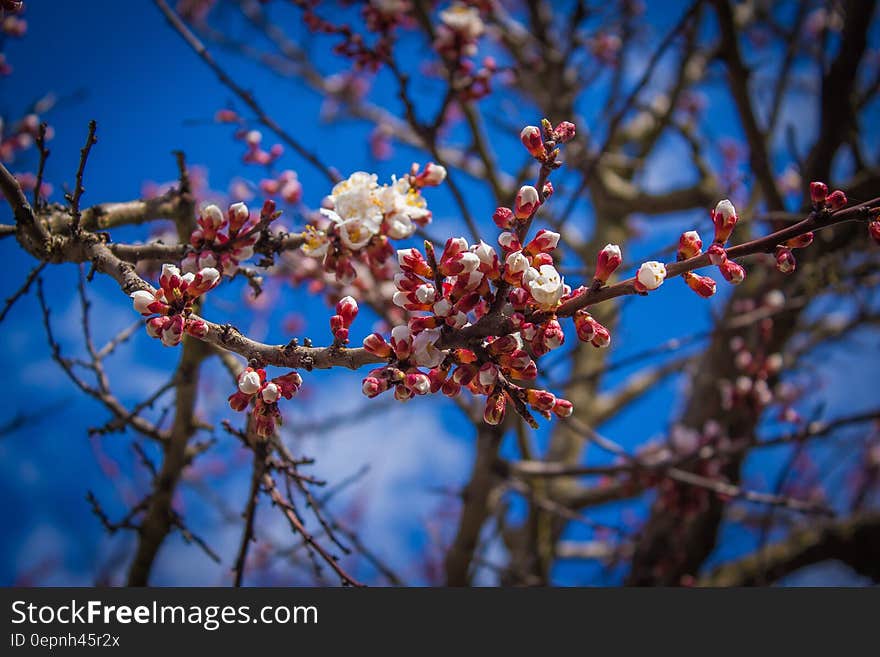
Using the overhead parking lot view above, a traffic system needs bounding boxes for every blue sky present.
[1,1,877,585]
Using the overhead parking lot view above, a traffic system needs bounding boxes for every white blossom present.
[636,261,667,290]
[524,264,565,309]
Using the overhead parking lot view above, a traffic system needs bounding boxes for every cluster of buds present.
[1,112,52,163]
[718,335,787,414]
[240,128,283,167]
[432,4,496,100]
[675,230,718,297]
[359,228,573,425]
[677,200,746,291]
[259,169,303,205]
[184,201,274,277]
[519,119,576,165]
[130,263,220,347]
[0,1,25,75]
[330,296,358,344]
[300,166,445,283]
[809,181,847,212]
[228,367,304,438]
[434,2,484,59]
[364,0,412,32]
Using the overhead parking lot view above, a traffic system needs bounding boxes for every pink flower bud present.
[514,185,540,219]
[215,109,239,123]
[145,316,168,339]
[228,201,250,234]
[542,181,554,199]
[493,207,514,230]
[786,232,813,249]
[539,319,565,351]
[827,190,847,211]
[274,372,303,398]
[415,162,447,187]
[363,332,392,358]
[678,231,702,260]
[404,371,431,395]
[552,398,574,418]
[590,323,611,348]
[595,243,622,283]
[711,199,738,245]
[362,377,385,398]
[187,267,221,297]
[483,390,507,425]
[684,272,717,298]
[775,246,796,273]
[452,363,477,385]
[427,367,448,393]
[184,317,209,338]
[441,379,461,398]
[523,229,560,256]
[131,290,157,315]
[397,248,433,278]
[526,389,556,412]
[553,121,576,143]
[707,243,727,266]
[869,220,880,245]
[487,334,519,355]
[520,125,545,159]
[719,260,746,285]
[336,295,359,326]
[810,181,828,205]
[390,325,413,360]
[161,314,184,347]
[498,231,522,253]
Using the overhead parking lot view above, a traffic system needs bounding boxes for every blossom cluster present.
[358,222,577,426]
[300,164,445,283]
[433,3,495,101]
[228,367,304,438]
[130,263,220,347]
[183,201,273,277]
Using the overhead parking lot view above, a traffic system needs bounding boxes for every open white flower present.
[440,3,484,40]
[524,264,565,309]
[411,327,445,368]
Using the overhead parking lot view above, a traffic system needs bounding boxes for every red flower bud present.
[775,246,796,274]
[827,190,847,211]
[493,207,514,230]
[810,181,828,205]
[786,232,813,249]
[553,121,576,143]
[483,390,507,425]
[869,220,880,245]
[526,389,556,412]
[719,260,746,285]
[677,231,702,260]
[707,243,727,266]
[336,295,358,326]
[363,332,392,358]
[711,199,738,245]
[520,125,545,159]
[552,398,574,418]
[514,185,540,219]
[684,272,717,298]
[595,243,622,283]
